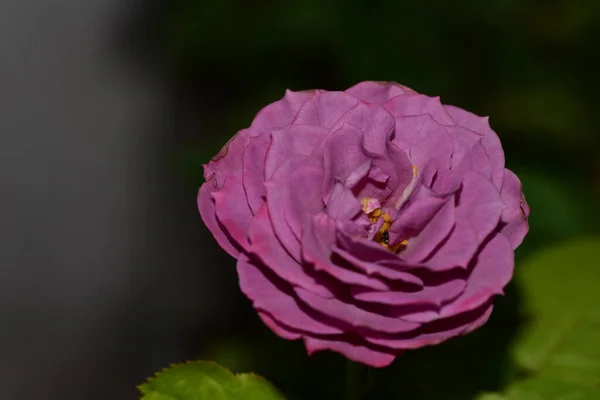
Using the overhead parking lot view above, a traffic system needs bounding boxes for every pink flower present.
[198,81,529,367]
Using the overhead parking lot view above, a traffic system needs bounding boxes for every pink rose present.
[198,81,529,367]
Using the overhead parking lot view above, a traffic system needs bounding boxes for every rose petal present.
[499,169,530,249]
[304,336,396,368]
[391,114,454,170]
[326,182,363,221]
[337,229,402,265]
[344,160,372,188]
[250,89,315,136]
[450,126,493,181]
[264,124,329,180]
[386,144,420,212]
[242,133,271,214]
[420,158,462,195]
[211,170,253,252]
[423,217,480,270]
[462,304,494,334]
[259,312,302,340]
[327,101,396,157]
[293,91,359,128]
[295,286,420,334]
[481,131,506,190]
[455,171,506,242]
[384,94,455,125]
[345,81,415,103]
[237,254,343,335]
[322,124,371,201]
[197,183,240,257]
[265,157,325,260]
[388,184,449,241]
[440,234,514,317]
[334,247,424,287]
[302,214,392,291]
[351,162,397,203]
[203,128,250,189]
[365,301,493,350]
[365,217,385,240]
[351,278,465,307]
[400,199,456,262]
[248,205,334,298]
[444,105,505,189]
[382,143,414,201]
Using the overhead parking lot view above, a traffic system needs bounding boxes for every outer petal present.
[365,301,494,350]
[248,205,334,298]
[450,126,493,181]
[345,81,415,103]
[499,169,530,249]
[237,254,343,335]
[391,115,454,170]
[383,94,454,125]
[430,167,462,195]
[351,278,465,307]
[240,90,317,213]
[197,183,240,257]
[455,171,506,242]
[423,218,480,271]
[440,234,514,317]
[249,89,315,136]
[242,133,271,214]
[295,286,420,334]
[211,170,253,252]
[203,128,250,189]
[304,336,396,368]
[292,91,359,128]
[444,105,505,189]
[264,124,329,180]
[327,101,396,158]
[259,312,302,340]
[265,156,325,260]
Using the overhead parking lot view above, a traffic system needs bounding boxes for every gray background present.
[0,1,237,398]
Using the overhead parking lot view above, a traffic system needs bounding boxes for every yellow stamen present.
[369,209,382,223]
[361,197,407,251]
[388,239,408,252]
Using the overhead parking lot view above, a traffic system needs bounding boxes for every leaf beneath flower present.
[138,361,285,400]
[476,238,600,399]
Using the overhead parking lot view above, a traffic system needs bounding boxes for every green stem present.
[344,360,375,400]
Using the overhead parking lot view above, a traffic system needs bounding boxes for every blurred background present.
[1,0,599,399]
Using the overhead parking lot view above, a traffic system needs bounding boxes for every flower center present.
[361,198,408,252]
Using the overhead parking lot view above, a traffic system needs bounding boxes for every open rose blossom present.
[198,81,529,367]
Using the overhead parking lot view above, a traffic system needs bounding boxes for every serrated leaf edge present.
[137,360,283,398]
[137,360,236,394]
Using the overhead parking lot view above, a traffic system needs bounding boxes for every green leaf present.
[138,361,285,400]
[477,238,600,399]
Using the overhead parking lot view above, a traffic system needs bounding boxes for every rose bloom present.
[198,81,529,367]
